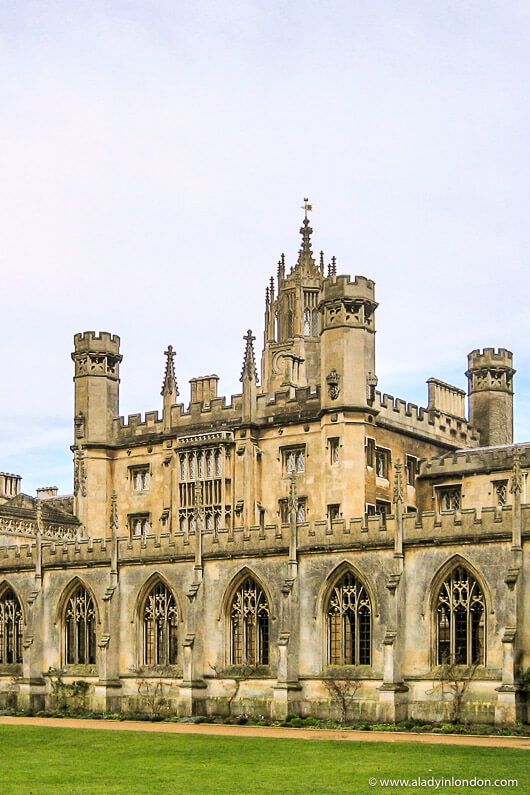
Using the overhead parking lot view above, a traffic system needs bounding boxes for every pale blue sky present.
[1,1,529,494]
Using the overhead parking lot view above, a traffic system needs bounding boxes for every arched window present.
[0,588,23,664]
[311,308,319,336]
[327,571,371,665]
[143,582,178,666]
[230,577,270,666]
[303,307,311,336]
[436,566,485,665]
[65,586,96,665]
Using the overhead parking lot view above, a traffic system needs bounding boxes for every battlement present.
[321,274,376,303]
[73,331,121,354]
[373,390,479,447]
[420,442,530,479]
[0,501,526,571]
[467,348,514,371]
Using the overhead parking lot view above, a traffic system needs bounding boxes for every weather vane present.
[301,197,313,219]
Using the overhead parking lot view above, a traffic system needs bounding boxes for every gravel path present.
[0,716,528,749]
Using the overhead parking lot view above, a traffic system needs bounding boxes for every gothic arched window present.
[303,308,311,336]
[436,566,485,665]
[0,588,23,664]
[327,571,371,665]
[286,310,294,339]
[65,586,96,665]
[230,577,270,666]
[143,582,178,666]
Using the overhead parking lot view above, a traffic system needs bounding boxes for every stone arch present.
[0,580,27,626]
[220,567,274,669]
[135,572,181,668]
[427,554,490,668]
[317,560,375,668]
[54,576,100,626]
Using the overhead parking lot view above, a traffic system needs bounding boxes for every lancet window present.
[436,566,485,665]
[178,446,232,532]
[327,571,371,666]
[0,589,23,664]
[303,290,319,337]
[143,582,178,666]
[64,586,96,665]
[230,577,270,666]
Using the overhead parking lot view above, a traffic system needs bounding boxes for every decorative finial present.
[327,262,332,277]
[393,460,404,506]
[331,255,337,275]
[240,329,258,383]
[319,251,325,273]
[110,491,118,532]
[161,345,179,398]
[301,197,313,219]
[510,446,522,495]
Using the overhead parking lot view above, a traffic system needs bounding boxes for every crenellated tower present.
[466,348,515,446]
[319,274,378,410]
[71,331,122,534]
[72,331,122,444]
[261,202,325,393]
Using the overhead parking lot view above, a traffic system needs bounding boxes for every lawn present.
[0,725,527,795]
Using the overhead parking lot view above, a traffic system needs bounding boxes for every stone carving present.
[326,369,340,400]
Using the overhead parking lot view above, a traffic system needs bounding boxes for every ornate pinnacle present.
[393,460,404,505]
[240,329,258,383]
[161,345,178,398]
[319,251,325,273]
[110,491,118,532]
[331,255,337,275]
[510,446,522,495]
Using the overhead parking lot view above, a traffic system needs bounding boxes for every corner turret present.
[319,274,378,410]
[466,348,515,446]
[72,331,122,444]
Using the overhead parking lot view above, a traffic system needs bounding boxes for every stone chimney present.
[190,375,219,406]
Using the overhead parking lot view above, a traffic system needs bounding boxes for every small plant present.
[323,675,361,723]
[426,661,478,724]
[137,678,175,716]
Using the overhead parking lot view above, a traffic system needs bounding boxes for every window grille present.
[143,582,178,666]
[438,486,461,512]
[230,578,270,666]
[436,566,485,665]
[178,447,230,532]
[65,587,96,665]
[0,589,23,664]
[327,572,371,665]
[493,480,508,507]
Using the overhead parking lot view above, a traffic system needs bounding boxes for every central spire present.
[296,197,315,271]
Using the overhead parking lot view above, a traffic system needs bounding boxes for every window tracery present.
[65,586,96,665]
[436,566,485,665]
[327,571,371,666]
[230,578,270,666]
[143,582,178,666]
[0,589,23,664]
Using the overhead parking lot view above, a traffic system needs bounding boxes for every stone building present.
[0,208,528,724]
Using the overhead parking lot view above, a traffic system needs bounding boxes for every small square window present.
[493,480,508,507]
[376,500,391,525]
[129,513,150,539]
[327,504,340,523]
[282,446,305,475]
[279,497,307,524]
[130,466,150,492]
[438,486,461,512]
[375,447,391,479]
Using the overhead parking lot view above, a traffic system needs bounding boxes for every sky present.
[1,1,530,495]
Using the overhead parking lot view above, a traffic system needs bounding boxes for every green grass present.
[0,725,527,794]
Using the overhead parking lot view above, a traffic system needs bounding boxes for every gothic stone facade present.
[0,213,528,725]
